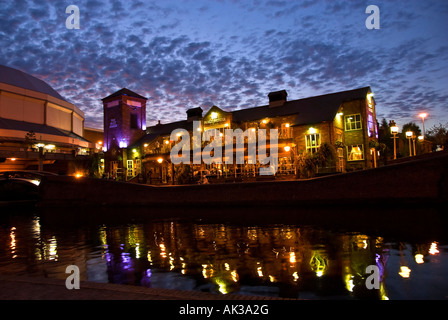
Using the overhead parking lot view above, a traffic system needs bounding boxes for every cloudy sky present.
[0,0,447,131]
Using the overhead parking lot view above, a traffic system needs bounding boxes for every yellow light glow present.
[285,123,290,128]
[10,158,16,161]
[269,275,276,282]
[10,227,17,259]
[157,158,163,163]
[399,266,411,278]
[251,128,256,132]
[292,272,299,282]
[415,254,424,264]
[132,149,137,153]
[164,140,169,144]
[176,132,181,137]
[406,131,413,138]
[75,173,83,178]
[308,127,317,134]
[224,123,229,127]
[44,144,55,150]
[262,119,267,124]
[284,146,291,152]
[36,143,45,148]
[390,125,399,134]
[289,252,296,263]
[98,141,103,145]
[231,270,239,282]
[429,242,439,255]
[211,112,218,119]
[144,143,149,147]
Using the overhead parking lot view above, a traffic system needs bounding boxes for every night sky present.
[1,0,447,131]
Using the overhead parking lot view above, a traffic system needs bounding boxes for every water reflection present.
[0,210,446,299]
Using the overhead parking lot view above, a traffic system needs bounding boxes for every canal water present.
[0,204,447,300]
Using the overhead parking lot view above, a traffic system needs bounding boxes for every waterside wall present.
[38,151,448,207]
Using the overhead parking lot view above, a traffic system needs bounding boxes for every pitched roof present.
[130,120,195,148]
[102,88,148,101]
[0,64,67,102]
[232,86,371,125]
[0,117,88,142]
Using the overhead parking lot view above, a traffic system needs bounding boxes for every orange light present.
[98,141,103,145]
[10,158,16,161]
[157,158,163,164]
[284,146,291,152]
[75,173,83,178]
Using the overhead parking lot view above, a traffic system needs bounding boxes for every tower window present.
[130,114,138,129]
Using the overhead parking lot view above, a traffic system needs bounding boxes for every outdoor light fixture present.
[284,146,291,152]
[144,143,149,147]
[211,112,218,119]
[157,158,163,164]
[309,127,317,134]
[418,112,428,139]
[406,131,414,156]
[390,121,399,160]
[285,123,290,128]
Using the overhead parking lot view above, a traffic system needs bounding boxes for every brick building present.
[102,86,378,182]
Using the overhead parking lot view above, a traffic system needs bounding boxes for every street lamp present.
[390,120,399,160]
[406,131,413,157]
[418,113,428,139]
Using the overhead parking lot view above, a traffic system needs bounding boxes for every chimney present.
[186,107,203,121]
[268,90,287,107]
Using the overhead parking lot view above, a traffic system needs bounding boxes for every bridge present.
[0,170,57,202]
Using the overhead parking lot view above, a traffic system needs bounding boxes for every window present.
[347,145,364,161]
[345,114,362,131]
[280,123,291,139]
[127,160,134,177]
[305,133,321,154]
[130,114,138,129]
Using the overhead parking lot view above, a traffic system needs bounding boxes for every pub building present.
[102,86,379,183]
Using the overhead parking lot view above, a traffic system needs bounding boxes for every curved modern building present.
[0,64,98,173]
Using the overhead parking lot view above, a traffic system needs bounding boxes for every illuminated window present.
[305,133,321,154]
[345,114,362,131]
[127,160,134,177]
[347,145,364,161]
[281,123,292,138]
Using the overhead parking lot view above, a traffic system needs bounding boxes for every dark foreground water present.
[0,204,447,300]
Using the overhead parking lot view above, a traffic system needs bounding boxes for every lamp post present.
[157,157,175,184]
[406,131,413,157]
[390,121,399,160]
[418,113,428,139]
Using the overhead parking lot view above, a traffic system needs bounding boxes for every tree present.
[378,118,393,160]
[401,122,422,138]
[295,143,336,179]
[426,123,448,151]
